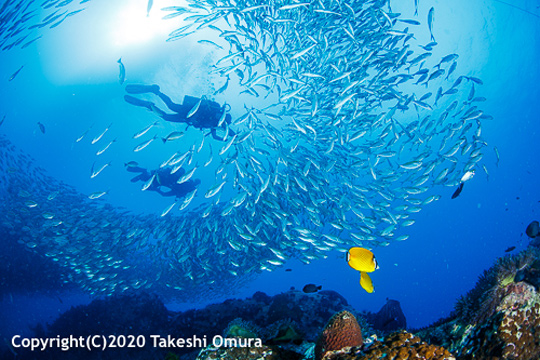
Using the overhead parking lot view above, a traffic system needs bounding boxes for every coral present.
[412,245,540,360]
[454,247,540,324]
[224,318,261,339]
[315,310,363,360]
[196,344,303,360]
[266,319,303,344]
[164,352,179,360]
[453,282,540,360]
[319,331,454,360]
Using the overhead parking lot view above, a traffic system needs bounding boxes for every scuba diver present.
[126,164,200,199]
[124,84,235,141]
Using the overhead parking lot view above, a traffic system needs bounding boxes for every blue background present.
[0,0,539,340]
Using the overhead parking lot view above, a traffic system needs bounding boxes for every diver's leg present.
[210,128,222,141]
[125,84,160,94]
[126,166,148,174]
[161,113,189,124]
[156,188,175,197]
[155,92,184,113]
[124,95,155,111]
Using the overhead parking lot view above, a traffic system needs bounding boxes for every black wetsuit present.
[124,85,234,141]
[127,166,199,199]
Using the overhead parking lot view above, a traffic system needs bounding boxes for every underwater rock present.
[450,281,540,360]
[196,343,303,360]
[369,299,407,332]
[266,319,303,345]
[315,310,363,360]
[414,245,540,360]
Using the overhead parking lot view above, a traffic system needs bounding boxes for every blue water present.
[1,0,539,348]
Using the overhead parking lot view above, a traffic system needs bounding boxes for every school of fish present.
[0,0,494,300]
[0,0,89,53]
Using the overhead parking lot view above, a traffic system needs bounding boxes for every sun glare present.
[112,1,174,48]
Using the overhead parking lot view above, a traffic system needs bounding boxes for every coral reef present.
[451,281,540,360]
[224,318,262,339]
[315,310,363,360]
[453,247,539,324]
[10,244,540,360]
[196,344,303,360]
[415,245,540,360]
[321,331,454,360]
[12,289,357,360]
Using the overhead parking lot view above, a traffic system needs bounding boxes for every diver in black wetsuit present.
[126,165,200,199]
[123,84,235,141]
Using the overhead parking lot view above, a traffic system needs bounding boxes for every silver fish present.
[428,7,435,41]
[117,58,125,85]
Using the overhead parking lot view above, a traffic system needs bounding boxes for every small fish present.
[134,135,157,152]
[47,191,59,200]
[134,121,158,139]
[504,246,516,253]
[198,39,224,50]
[37,122,46,134]
[147,0,153,16]
[92,123,112,144]
[42,212,55,220]
[526,221,539,238]
[161,201,176,217]
[25,200,38,208]
[187,98,202,118]
[162,131,184,143]
[302,284,322,293]
[96,139,116,156]
[360,272,374,293]
[214,76,230,95]
[446,61,458,79]
[76,126,92,142]
[88,191,107,199]
[347,247,379,272]
[117,58,125,85]
[414,0,419,16]
[9,65,24,81]
[177,167,196,184]
[398,19,421,25]
[205,180,226,198]
[451,182,464,199]
[90,161,111,178]
[0,115,5,128]
[142,174,156,191]
[179,189,197,210]
[124,161,139,168]
[427,7,435,41]
[460,170,475,183]
[494,146,500,167]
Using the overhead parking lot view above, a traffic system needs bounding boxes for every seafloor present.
[4,241,540,360]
